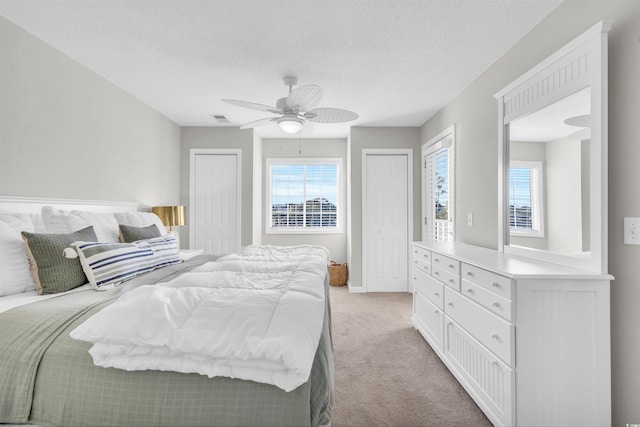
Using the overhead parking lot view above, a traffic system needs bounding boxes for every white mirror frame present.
[494,21,612,274]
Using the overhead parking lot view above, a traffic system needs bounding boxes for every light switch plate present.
[624,218,640,245]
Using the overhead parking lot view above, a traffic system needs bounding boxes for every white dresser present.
[410,241,612,427]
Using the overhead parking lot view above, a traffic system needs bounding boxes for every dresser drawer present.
[412,256,431,276]
[445,287,513,365]
[443,316,514,426]
[431,253,460,276]
[462,264,512,300]
[412,268,444,309]
[411,245,432,264]
[432,265,460,291]
[413,291,444,351]
[461,279,512,321]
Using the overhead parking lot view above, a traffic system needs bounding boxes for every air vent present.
[210,114,229,123]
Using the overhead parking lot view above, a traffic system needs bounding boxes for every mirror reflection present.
[508,87,591,256]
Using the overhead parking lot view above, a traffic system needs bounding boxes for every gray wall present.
[261,138,348,263]
[420,1,640,424]
[0,17,181,208]
[179,127,255,249]
[348,127,421,290]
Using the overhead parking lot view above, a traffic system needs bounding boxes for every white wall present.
[0,17,181,209]
[420,1,640,424]
[180,127,255,249]
[546,138,583,253]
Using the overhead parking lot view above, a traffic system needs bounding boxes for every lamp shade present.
[152,206,186,230]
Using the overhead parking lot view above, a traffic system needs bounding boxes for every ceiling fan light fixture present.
[277,117,304,134]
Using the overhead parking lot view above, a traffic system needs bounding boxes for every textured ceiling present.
[0,0,562,138]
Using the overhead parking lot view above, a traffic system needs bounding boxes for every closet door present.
[190,149,241,253]
[362,150,412,292]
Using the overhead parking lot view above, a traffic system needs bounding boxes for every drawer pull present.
[466,271,473,276]
[434,271,440,276]
[434,309,440,314]
[465,288,474,293]
[423,266,429,271]
[413,277,417,281]
[491,333,501,341]
[492,302,500,308]
[448,263,455,269]
[447,302,454,307]
[434,257,440,262]
[491,281,501,288]
[423,254,429,258]
[434,292,440,297]
[448,279,455,285]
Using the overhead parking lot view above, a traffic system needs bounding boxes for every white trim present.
[264,157,343,235]
[189,148,242,251]
[422,125,455,242]
[0,195,138,214]
[361,148,413,293]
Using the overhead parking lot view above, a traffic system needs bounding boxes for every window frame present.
[265,157,343,235]
[509,160,545,237]
[422,125,455,242]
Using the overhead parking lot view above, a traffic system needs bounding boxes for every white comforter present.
[70,245,329,392]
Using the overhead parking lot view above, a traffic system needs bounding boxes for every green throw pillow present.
[21,226,98,294]
[118,224,161,243]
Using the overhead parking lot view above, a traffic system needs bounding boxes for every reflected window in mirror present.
[509,161,544,237]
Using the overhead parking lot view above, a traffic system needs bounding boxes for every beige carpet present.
[329,285,492,427]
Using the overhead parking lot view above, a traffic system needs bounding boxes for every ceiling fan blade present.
[305,108,359,123]
[240,117,277,129]
[222,99,281,114]
[302,120,315,133]
[286,84,323,113]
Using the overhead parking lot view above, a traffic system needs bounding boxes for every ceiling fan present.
[222,76,359,134]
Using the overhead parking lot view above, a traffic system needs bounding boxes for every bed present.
[0,196,334,427]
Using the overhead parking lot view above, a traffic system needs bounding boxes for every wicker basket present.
[329,261,348,286]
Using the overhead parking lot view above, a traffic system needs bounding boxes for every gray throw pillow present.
[21,226,98,294]
[118,224,161,243]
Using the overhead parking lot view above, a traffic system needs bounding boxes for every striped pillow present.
[68,235,181,291]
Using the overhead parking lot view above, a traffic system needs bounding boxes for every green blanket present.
[0,255,334,426]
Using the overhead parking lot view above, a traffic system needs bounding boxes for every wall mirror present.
[495,21,611,273]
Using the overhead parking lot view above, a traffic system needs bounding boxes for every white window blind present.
[509,161,543,236]
[267,159,341,234]
[424,146,452,242]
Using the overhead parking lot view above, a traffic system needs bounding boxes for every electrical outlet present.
[467,213,473,227]
[624,218,640,245]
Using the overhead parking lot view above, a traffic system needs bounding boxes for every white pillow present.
[41,206,120,242]
[0,213,45,233]
[113,211,167,236]
[0,219,37,296]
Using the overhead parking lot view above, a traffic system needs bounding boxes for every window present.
[423,126,454,242]
[509,160,544,236]
[267,158,341,234]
